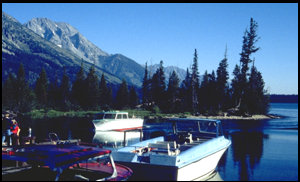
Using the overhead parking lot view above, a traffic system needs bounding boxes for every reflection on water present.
[92,130,141,148]
[230,131,267,181]
[218,103,298,181]
[18,103,297,181]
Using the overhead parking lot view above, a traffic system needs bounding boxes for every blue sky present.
[2,3,298,94]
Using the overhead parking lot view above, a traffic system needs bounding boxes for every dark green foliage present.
[115,79,129,109]
[199,70,218,115]
[179,68,192,112]
[129,87,139,108]
[246,64,269,114]
[59,67,71,111]
[142,62,150,105]
[3,74,16,110]
[166,71,180,113]
[238,18,261,111]
[216,48,230,111]
[230,18,268,115]
[231,64,242,108]
[71,62,86,109]
[191,49,200,113]
[151,60,167,111]
[84,65,100,110]
[48,73,60,109]
[2,65,35,113]
[99,74,112,110]
[35,68,48,108]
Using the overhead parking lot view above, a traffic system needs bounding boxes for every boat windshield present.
[176,120,221,136]
[95,113,105,120]
[104,114,116,119]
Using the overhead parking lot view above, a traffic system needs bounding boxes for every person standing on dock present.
[2,111,13,146]
[11,119,21,146]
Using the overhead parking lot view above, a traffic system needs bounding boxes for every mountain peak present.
[2,11,19,23]
[25,18,109,61]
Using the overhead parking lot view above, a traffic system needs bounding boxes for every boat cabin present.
[94,111,129,120]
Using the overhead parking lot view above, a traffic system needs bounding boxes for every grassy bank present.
[23,109,279,120]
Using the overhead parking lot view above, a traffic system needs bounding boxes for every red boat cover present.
[2,144,111,170]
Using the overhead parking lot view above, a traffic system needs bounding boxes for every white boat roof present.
[96,111,128,115]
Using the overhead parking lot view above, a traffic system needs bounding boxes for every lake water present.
[25,103,298,181]
[218,103,298,181]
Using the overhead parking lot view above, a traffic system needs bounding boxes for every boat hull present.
[177,146,228,181]
[92,130,142,146]
[114,146,229,181]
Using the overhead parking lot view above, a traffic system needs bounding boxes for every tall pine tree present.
[85,64,99,110]
[115,79,129,109]
[48,72,60,109]
[247,61,269,114]
[35,68,48,108]
[129,86,139,108]
[2,73,17,110]
[167,70,180,113]
[238,18,260,113]
[99,74,112,110]
[199,70,209,114]
[71,62,86,110]
[191,49,200,114]
[15,63,35,112]
[180,68,192,113]
[231,64,242,113]
[60,67,70,111]
[151,60,166,111]
[142,62,150,105]
[216,47,230,111]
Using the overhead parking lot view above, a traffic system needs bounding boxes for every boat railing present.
[148,141,180,156]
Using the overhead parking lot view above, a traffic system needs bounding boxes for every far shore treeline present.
[2,18,273,116]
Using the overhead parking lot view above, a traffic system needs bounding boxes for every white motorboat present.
[111,118,231,181]
[92,111,144,145]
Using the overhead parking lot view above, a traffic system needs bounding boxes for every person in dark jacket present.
[2,112,13,146]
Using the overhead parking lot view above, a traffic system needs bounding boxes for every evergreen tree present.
[106,86,113,109]
[199,70,209,114]
[191,49,200,114]
[207,70,218,114]
[167,71,180,113]
[99,74,112,110]
[115,79,129,109]
[231,64,242,111]
[35,68,48,108]
[247,62,269,114]
[85,65,99,110]
[2,64,34,112]
[238,18,260,113]
[216,47,230,111]
[129,86,139,108]
[60,67,70,111]
[48,73,60,109]
[71,62,86,110]
[15,63,35,112]
[151,60,166,111]
[2,73,17,110]
[180,68,192,112]
[142,62,150,105]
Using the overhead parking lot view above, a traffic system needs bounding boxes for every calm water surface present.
[218,103,298,181]
[27,103,298,181]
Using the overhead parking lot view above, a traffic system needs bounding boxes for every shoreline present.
[177,114,282,121]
